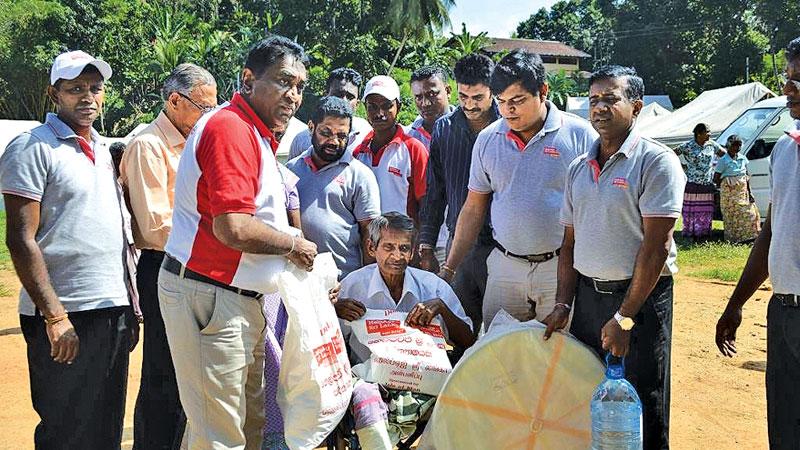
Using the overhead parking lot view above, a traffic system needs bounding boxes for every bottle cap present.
[605,353,625,379]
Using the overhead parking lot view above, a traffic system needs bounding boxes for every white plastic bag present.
[277,253,353,450]
[349,309,453,396]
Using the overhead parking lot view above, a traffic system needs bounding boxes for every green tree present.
[386,0,455,72]
[546,70,579,109]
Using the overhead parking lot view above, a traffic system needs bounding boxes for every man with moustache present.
[353,75,428,225]
[288,68,372,160]
[286,96,381,279]
[121,62,217,450]
[442,49,597,329]
[715,36,800,450]
[0,50,139,448]
[419,53,499,338]
[158,36,318,449]
[543,65,685,450]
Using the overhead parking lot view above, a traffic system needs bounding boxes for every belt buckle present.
[781,294,800,307]
[592,278,614,295]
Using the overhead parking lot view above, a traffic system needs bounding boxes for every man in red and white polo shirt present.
[353,75,428,224]
[158,36,317,449]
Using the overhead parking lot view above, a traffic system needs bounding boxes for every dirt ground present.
[0,271,770,449]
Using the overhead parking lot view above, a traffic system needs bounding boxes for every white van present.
[714,96,792,218]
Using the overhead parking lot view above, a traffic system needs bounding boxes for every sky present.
[446,0,560,38]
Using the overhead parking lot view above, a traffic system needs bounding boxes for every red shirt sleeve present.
[195,112,261,217]
[406,137,428,201]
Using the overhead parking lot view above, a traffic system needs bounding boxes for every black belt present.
[161,254,264,300]
[776,293,800,308]
[494,242,560,263]
[581,275,632,295]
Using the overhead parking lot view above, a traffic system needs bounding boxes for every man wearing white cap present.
[0,50,139,448]
[353,75,428,224]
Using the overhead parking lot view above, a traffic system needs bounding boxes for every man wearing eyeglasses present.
[286,96,380,279]
[120,62,217,450]
[716,36,800,450]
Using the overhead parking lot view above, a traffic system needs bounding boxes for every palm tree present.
[386,0,455,73]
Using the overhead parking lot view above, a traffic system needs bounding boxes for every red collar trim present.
[587,159,601,183]
[787,130,800,146]
[414,125,432,141]
[304,155,321,173]
[505,130,527,151]
[354,126,405,166]
[231,92,279,154]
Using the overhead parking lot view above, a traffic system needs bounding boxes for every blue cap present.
[605,353,626,379]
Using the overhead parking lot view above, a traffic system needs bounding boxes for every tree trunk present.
[388,31,409,75]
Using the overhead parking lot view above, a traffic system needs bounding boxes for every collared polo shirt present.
[288,116,372,161]
[561,131,686,281]
[0,113,128,315]
[338,263,472,364]
[120,110,185,250]
[714,153,749,178]
[352,125,428,218]
[468,101,598,255]
[768,121,800,295]
[165,92,299,294]
[286,148,381,278]
[404,106,455,150]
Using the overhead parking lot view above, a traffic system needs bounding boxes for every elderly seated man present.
[334,212,474,449]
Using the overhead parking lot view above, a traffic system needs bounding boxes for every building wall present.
[544,62,580,74]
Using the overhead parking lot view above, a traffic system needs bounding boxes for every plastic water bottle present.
[590,354,643,450]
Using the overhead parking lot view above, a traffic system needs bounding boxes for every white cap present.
[50,50,112,85]
[362,75,400,102]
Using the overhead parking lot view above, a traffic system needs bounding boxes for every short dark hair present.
[311,96,353,125]
[410,66,449,84]
[244,35,308,78]
[589,65,645,102]
[368,212,417,248]
[327,68,362,91]
[490,49,546,96]
[726,134,743,146]
[692,123,710,136]
[454,53,494,86]
[787,36,800,63]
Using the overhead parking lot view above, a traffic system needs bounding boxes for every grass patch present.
[676,240,752,282]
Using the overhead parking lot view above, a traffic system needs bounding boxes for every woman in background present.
[674,123,722,241]
[714,134,761,243]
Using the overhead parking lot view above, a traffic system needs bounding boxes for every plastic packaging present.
[590,355,643,450]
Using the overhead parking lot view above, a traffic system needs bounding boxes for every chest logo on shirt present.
[388,166,403,177]
[543,146,560,158]
[333,175,347,186]
[612,177,629,190]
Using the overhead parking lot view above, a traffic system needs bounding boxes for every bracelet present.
[44,313,69,326]
[441,264,456,276]
[554,302,572,311]
[283,236,296,256]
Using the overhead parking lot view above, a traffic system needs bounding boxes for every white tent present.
[567,95,674,119]
[0,119,41,156]
[638,82,775,148]
[635,102,673,130]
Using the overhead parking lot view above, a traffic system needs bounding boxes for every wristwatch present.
[614,311,635,331]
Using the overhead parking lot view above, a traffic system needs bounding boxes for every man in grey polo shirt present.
[287,96,381,278]
[0,51,138,448]
[441,49,597,328]
[716,36,800,450]
[542,65,685,450]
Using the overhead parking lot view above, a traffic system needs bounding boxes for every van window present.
[746,108,792,160]
[716,108,780,150]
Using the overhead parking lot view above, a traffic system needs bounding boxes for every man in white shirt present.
[334,212,473,449]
